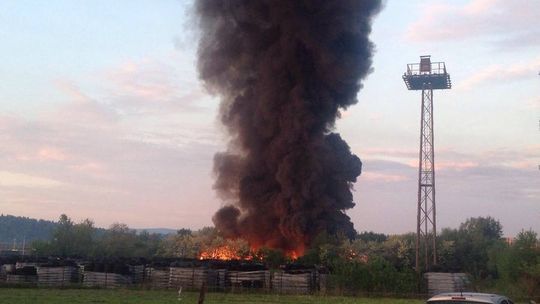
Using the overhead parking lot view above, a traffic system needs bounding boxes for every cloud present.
[103,57,212,115]
[53,80,119,126]
[405,0,540,48]
[351,146,540,235]
[0,171,63,188]
[362,171,408,182]
[0,105,221,228]
[0,56,224,229]
[525,96,540,110]
[457,58,540,89]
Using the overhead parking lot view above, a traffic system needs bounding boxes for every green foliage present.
[32,214,162,258]
[93,223,162,258]
[490,229,540,298]
[296,232,346,266]
[328,256,418,294]
[356,231,388,243]
[0,214,57,243]
[158,229,197,258]
[438,216,505,278]
[255,247,287,268]
[38,214,97,257]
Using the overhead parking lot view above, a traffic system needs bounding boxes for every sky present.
[0,0,538,237]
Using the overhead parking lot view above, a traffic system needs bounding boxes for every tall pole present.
[404,56,450,272]
[416,83,437,272]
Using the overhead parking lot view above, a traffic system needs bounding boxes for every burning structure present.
[196,1,382,256]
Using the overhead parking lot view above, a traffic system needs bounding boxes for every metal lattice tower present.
[403,55,451,272]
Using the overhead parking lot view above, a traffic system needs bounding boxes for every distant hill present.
[0,214,177,247]
[0,214,57,244]
[135,228,177,235]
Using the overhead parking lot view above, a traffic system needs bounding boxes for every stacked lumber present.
[169,267,209,289]
[272,271,314,294]
[0,264,10,282]
[15,262,38,269]
[212,269,227,290]
[227,270,270,290]
[37,266,79,287]
[425,272,469,295]
[129,265,145,284]
[2,264,16,274]
[317,272,328,294]
[83,271,132,288]
[6,274,38,284]
[144,267,170,289]
[5,265,37,285]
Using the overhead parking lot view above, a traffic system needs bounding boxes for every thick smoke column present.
[196,0,381,255]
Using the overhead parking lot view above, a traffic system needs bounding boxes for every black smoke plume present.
[196,0,381,255]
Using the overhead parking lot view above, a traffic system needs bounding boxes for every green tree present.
[97,223,137,257]
[159,229,198,258]
[71,219,96,257]
[438,217,504,278]
[52,214,75,257]
[356,231,388,243]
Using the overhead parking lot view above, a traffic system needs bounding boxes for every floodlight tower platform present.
[403,55,451,272]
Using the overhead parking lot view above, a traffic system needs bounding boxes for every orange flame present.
[198,244,303,261]
[199,246,249,260]
[289,251,299,260]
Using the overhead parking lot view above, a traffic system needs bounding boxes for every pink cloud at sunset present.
[405,0,540,47]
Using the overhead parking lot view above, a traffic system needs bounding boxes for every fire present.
[198,246,249,260]
[198,245,302,261]
[289,251,300,260]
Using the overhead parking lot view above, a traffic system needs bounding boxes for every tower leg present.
[415,84,437,272]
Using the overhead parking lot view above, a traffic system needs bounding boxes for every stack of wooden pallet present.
[317,272,328,294]
[6,265,37,285]
[272,271,314,294]
[425,272,469,296]
[6,274,38,284]
[129,265,145,284]
[37,266,79,287]
[169,267,209,289]
[83,271,132,288]
[0,264,9,282]
[227,270,270,290]
[15,262,38,269]
[144,267,170,289]
[212,269,227,290]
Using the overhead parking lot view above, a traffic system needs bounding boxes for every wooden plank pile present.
[0,264,10,282]
[169,267,209,289]
[227,270,270,290]
[15,262,38,269]
[271,271,314,294]
[6,274,38,284]
[83,271,133,288]
[144,267,170,289]
[129,265,145,284]
[37,266,79,287]
[212,269,227,290]
[317,272,328,294]
[425,272,469,296]
[5,265,37,285]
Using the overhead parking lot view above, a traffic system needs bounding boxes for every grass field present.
[0,288,427,304]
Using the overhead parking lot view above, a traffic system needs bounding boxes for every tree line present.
[25,214,540,298]
[0,214,58,243]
